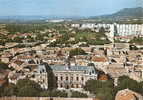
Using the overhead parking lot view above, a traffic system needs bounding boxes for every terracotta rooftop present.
[17,55,34,59]
[115,89,143,100]
[13,60,24,66]
[98,74,109,81]
[91,56,107,62]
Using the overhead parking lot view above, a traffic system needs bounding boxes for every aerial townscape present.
[0,0,143,100]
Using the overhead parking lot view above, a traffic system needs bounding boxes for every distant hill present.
[110,7,143,18]
[89,7,143,21]
[0,7,143,23]
[0,15,85,23]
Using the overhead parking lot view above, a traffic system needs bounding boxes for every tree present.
[16,79,41,90]
[99,27,106,33]
[40,91,50,97]
[71,91,88,98]
[17,86,40,97]
[40,90,67,97]
[0,87,3,97]
[69,48,87,56]
[49,41,57,47]
[116,76,140,93]
[13,37,23,43]
[87,63,95,66]
[138,81,143,93]
[84,79,115,100]
[130,37,143,45]
[84,79,114,94]
[43,63,57,90]
[0,62,9,70]
[96,87,115,100]
[2,84,17,96]
[16,79,42,97]
[49,90,67,97]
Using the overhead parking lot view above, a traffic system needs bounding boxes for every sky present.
[0,0,142,17]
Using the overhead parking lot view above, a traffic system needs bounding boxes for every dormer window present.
[92,70,95,74]
[42,69,45,72]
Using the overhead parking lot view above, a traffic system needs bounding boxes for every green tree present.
[2,84,17,96]
[87,63,95,66]
[84,79,114,94]
[17,86,40,97]
[99,27,106,33]
[43,63,57,90]
[16,79,41,97]
[69,48,87,56]
[71,91,88,98]
[130,37,143,44]
[96,87,115,100]
[13,37,23,43]
[0,62,9,70]
[138,81,143,93]
[116,76,140,93]
[0,87,3,97]
[49,90,67,97]
[84,79,115,100]
[40,90,67,97]
[40,91,50,97]
[49,41,58,47]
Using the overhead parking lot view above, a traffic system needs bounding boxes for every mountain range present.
[90,7,143,20]
[0,7,143,23]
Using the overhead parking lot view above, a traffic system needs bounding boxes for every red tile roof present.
[91,56,107,62]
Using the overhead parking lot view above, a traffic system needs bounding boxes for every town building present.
[71,23,143,37]
[50,65,98,90]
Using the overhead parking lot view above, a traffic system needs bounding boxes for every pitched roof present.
[91,56,107,62]
[50,65,97,73]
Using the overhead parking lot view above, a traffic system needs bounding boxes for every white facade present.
[116,24,143,36]
[71,23,143,37]
[51,65,98,90]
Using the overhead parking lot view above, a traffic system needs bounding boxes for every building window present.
[60,76,63,81]
[71,84,74,88]
[81,77,84,81]
[66,85,69,89]
[42,69,45,72]
[76,77,79,81]
[60,84,63,88]
[66,76,68,81]
[71,77,73,81]
[56,76,58,81]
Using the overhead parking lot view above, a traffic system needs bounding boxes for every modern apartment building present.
[71,23,143,37]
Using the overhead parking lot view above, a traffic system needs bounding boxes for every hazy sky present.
[0,0,142,16]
